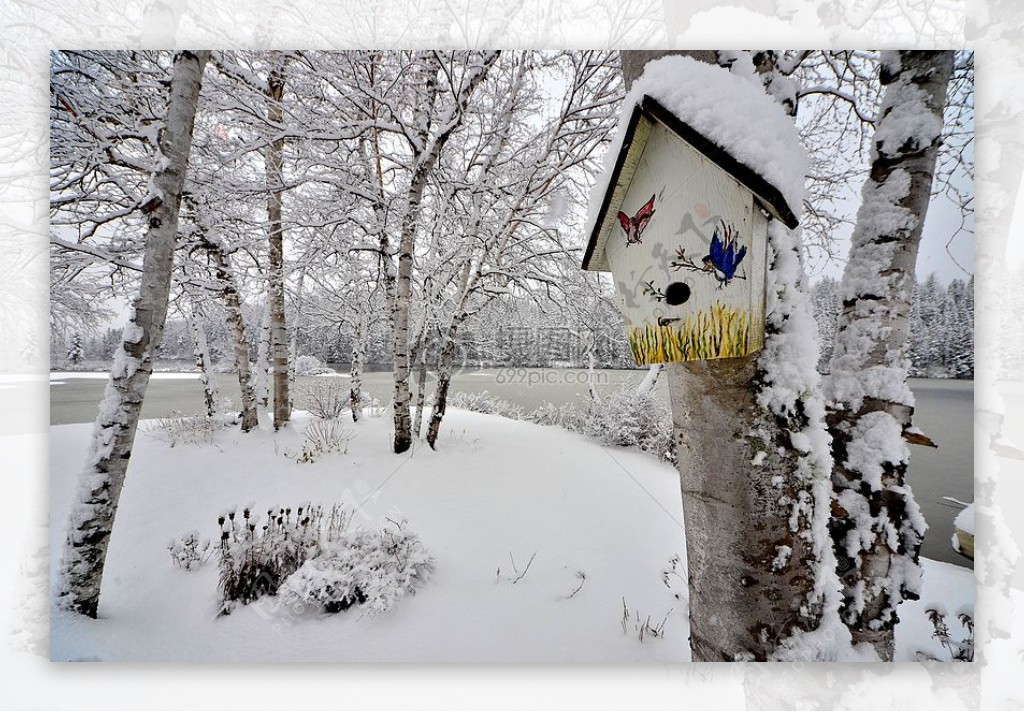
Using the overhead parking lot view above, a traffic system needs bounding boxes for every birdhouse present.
[582,95,799,366]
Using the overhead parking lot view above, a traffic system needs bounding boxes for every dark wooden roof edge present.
[581,101,646,272]
[639,96,799,230]
[581,94,799,272]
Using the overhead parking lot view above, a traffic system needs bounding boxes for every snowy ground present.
[49,408,973,662]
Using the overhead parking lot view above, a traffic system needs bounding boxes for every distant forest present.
[57,273,975,381]
[811,275,974,380]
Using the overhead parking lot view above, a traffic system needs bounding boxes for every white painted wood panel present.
[603,122,766,363]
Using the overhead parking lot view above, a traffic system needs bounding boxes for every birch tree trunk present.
[391,163,432,452]
[585,333,598,400]
[57,50,210,618]
[349,313,366,422]
[426,254,476,450]
[265,53,290,430]
[361,60,396,331]
[201,233,259,431]
[426,317,464,449]
[288,268,306,411]
[412,320,430,438]
[622,50,834,661]
[255,304,271,407]
[391,53,440,454]
[184,298,218,417]
[825,50,954,661]
[635,364,663,396]
[391,51,498,453]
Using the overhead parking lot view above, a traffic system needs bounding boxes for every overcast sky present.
[808,184,974,286]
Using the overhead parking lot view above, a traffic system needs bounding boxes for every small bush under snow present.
[279,522,433,614]
[452,388,676,463]
[448,390,525,420]
[297,379,349,419]
[530,388,675,463]
[578,387,675,463]
[216,503,431,617]
[167,530,212,570]
[296,418,355,463]
[918,606,974,662]
[144,411,221,447]
[361,396,386,419]
[529,401,587,432]
[217,504,349,614]
[294,354,334,376]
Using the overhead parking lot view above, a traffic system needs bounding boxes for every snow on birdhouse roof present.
[582,55,806,272]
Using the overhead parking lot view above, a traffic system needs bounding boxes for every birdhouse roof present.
[581,53,809,274]
[582,95,800,272]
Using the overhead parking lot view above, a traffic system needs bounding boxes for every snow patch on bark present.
[122,322,144,345]
[770,613,881,662]
[842,412,909,492]
[756,221,845,642]
[772,545,792,571]
[826,168,918,412]
[874,82,943,159]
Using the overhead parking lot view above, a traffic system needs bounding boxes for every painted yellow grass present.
[628,303,751,365]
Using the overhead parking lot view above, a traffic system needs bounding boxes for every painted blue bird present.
[702,221,746,286]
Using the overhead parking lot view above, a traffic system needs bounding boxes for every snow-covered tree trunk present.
[623,50,837,661]
[265,52,290,430]
[412,321,430,438]
[57,50,210,618]
[391,52,498,453]
[391,53,440,454]
[349,313,366,423]
[390,170,428,450]
[184,299,218,417]
[202,234,259,431]
[635,364,663,397]
[669,220,840,662]
[255,304,271,407]
[287,268,307,412]
[426,316,465,449]
[825,50,954,661]
[426,253,477,450]
[585,333,598,400]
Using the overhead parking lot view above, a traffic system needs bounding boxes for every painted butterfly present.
[617,194,656,246]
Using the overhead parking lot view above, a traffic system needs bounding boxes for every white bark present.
[426,316,466,449]
[288,268,307,413]
[184,298,218,417]
[57,50,210,618]
[825,50,954,661]
[585,335,598,400]
[349,312,366,422]
[200,232,259,432]
[255,304,271,408]
[391,52,499,453]
[635,364,663,396]
[412,322,430,439]
[265,52,290,430]
[391,53,440,453]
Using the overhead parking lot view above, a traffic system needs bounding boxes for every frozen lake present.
[46,368,973,568]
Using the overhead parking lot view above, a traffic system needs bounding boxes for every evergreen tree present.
[67,332,84,365]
